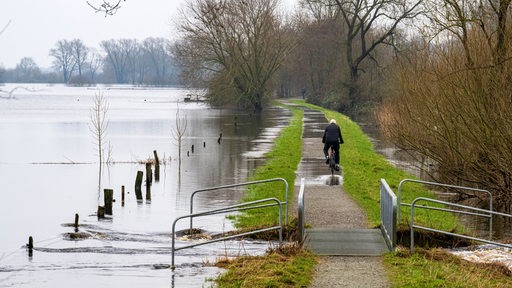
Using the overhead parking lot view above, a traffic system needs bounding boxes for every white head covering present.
[330,119,336,124]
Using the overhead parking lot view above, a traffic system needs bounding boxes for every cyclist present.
[322,119,344,171]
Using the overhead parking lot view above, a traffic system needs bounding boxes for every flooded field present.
[0,83,291,287]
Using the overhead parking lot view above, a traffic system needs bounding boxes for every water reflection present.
[0,84,290,287]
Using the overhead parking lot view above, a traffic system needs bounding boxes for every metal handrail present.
[189,178,289,232]
[397,179,492,237]
[410,197,512,253]
[380,179,397,250]
[297,178,306,242]
[172,197,283,268]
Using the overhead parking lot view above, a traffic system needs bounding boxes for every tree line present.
[0,37,180,85]
[171,0,421,114]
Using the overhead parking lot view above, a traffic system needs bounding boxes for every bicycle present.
[328,146,337,176]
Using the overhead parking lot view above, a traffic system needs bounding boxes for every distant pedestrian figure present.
[322,119,344,170]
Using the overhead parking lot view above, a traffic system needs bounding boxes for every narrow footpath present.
[290,105,391,288]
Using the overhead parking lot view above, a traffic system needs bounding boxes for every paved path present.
[289,105,391,288]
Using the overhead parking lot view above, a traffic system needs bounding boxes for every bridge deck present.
[304,228,389,256]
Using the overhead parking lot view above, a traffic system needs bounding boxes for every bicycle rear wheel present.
[329,149,335,176]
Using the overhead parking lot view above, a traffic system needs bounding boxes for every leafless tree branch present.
[87,0,126,16]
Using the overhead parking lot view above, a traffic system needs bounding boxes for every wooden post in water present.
[97,206,105,219]
[104,189,113,215]
[121,185,125,207]
[146,182,151,201]
[27,236,33,257]
[135,171,143,200]
[153,150,160,182]
[74,213,79,232]
[145,163,152,186]
[145,164,152,201]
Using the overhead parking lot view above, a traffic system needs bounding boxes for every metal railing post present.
[297,178,305,243]
[380,179,397,251]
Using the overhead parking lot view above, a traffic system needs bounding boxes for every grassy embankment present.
[215,100,512,287]
[215,103,317,288]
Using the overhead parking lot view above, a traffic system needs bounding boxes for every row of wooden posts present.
[97,136,223,218]
[97,150,161,219]
[27,137,225,256]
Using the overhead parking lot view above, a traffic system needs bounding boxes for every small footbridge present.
[297,178,394,256]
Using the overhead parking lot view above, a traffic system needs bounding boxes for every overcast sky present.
[1,0,297,70]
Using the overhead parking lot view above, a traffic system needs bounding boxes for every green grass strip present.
[234,103,303,228]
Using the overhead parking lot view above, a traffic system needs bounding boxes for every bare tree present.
[126,42,143,84]
[173,0,295,111]
[101,38,139,83]
[50,40,76,83]
[89,91,112,168]
[142,37,172,84]
[86,48,103,82]
[89,90,113,209]
[288,11,348,106]
[303,0,422,108]
[87,0,126,16]
[424,0,512,67]
[15,57,41,82]
[70,39,90,82]
[171,103,187,172]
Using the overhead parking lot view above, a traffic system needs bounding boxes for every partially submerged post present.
[104,189,113,215]
[145,163,152,201]
[135,171,143,200]
[146,184,151,201]
[121,185,125,207]
[27,236,33,257]
[74,213,79,232]
[145,163,152,185]
[153,150,160,182]
[97,206,105,219]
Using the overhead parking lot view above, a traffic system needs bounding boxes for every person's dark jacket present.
[322,123,344,144]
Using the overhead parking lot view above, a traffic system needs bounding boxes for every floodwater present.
[0,83,291,287]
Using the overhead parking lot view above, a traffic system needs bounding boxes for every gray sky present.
[0,0,186,69]
[0,0,297,70]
